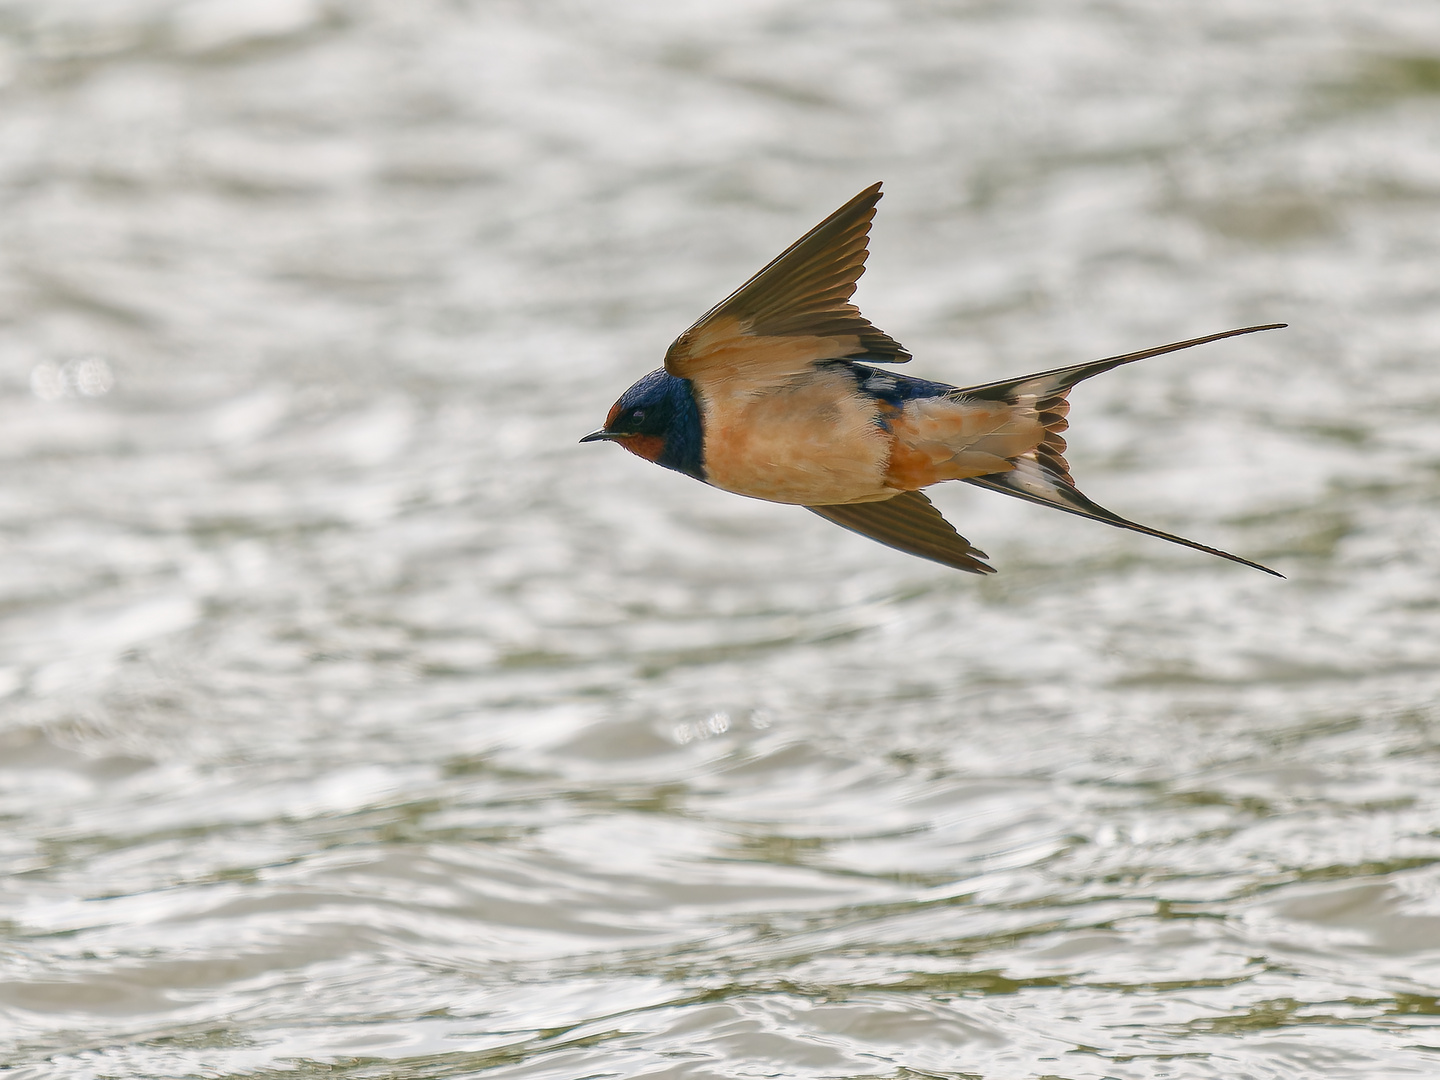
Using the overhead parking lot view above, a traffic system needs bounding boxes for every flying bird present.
[582,183,1283,577]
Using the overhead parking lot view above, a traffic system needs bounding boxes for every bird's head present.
[580,369,704,480]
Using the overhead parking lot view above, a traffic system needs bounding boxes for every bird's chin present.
[617,434,665,462]
[579,430,665,463]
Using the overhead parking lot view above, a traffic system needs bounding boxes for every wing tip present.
[805,490,997,575]
[664,180,910,377]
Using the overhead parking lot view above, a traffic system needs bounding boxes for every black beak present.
[580,429,620,443]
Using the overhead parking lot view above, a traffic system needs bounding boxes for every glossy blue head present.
[580,369,705,481]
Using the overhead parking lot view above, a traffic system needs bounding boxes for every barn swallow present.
[582,182,1283,576]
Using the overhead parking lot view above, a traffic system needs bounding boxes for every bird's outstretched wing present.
[664,183,909,386]
[806,490,995,575]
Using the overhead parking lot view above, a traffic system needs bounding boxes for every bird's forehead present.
[608,369,678,420]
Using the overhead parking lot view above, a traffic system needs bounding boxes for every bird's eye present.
[629,409,646,422]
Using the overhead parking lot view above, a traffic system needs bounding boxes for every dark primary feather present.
[664,182,910,379]
[806,490,995,575]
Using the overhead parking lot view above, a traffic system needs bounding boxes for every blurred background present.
[2,1,1440,1077]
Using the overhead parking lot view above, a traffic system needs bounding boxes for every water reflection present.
[29,356,115,401]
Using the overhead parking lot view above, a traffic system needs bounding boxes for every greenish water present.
[2,2,1440,1077]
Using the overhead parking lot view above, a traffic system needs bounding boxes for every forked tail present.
[955,324,1286,577]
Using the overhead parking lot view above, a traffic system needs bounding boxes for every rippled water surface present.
[4,2,1440,1077]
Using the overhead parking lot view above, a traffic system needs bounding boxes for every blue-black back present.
[844,362,955,427]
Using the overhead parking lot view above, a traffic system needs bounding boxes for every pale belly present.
[697,372,895,506]
[695,370,1047,506]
